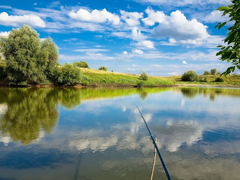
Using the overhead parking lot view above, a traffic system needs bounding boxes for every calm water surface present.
[0,87,240,180]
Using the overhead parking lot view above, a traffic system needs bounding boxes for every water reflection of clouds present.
[153,120,204,152]
[0,135,12,146]
[0,104,8,115]
[66,90,240,157]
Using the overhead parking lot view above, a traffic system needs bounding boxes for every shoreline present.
[0,83,239,88]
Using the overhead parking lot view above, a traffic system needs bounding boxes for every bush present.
[203,71,210,75]
[211,68,217,75]
[73,61,90,69]
[98,66,107,71]
[216,72,221,75]
[182,70,198,81]
[198,75,208,82]
[215,77,224,82]
[139,71,148,81]
[81,80,89,86]
[55,63,81,85]
[137,81,144,88]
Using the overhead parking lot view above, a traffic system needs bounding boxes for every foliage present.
[211,68,217,75]
[81,80,89,86]
[139,71,148,81]
[215,77,224,82]
[182,70,198,81]
[215,0,240,75]
[55,63,81,85]
[41,38,59,81]
[0,64,7,80]
[203,71,210,75]
[0,25,59,85]
[216,72,221,75]
[137,81,144,88]
[198,75,208,82]
[98,66,107,71]
[73,61,90,69]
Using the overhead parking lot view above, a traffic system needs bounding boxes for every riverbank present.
[162,74,240,87]
[0,68,240,88]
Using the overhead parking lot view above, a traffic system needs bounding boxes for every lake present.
[0,87,240,180]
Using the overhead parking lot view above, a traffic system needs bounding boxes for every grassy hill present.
[80,68,174,87]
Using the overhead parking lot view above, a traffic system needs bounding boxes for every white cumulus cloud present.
[202,10,230,23]
[132,49,144,54]
[0,12,46,28]
[183,61,187,64]
[142,7,166,26]
[123,51,128,54]
[135,0,230,6]
[69,8,120,25]
[120,10,143,26]
[132,27,147,41]
[0,31,9,37]
[136,40,154,49]
[153,10,209,40]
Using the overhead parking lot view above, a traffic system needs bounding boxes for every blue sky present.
[0,0,237,76]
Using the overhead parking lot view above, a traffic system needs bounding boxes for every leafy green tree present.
[73,61,90,68]
[182,70,198,81]
[56,63,81,85]
[211,68,217,75]
[203,71,210,75]
[98,66,107,71]
[0,25,59,85]
[215,0,240,75]
[215,77,224,82]
[139,71,148,81]
[41,38,59,81]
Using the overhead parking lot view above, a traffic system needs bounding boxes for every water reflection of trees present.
[0,88,59,145]
[179,87,240,101]
[0,87,170,145]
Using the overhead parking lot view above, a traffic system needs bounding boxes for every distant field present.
[81,68,240,87]
[80,68,174,87]
[162,74,240,87]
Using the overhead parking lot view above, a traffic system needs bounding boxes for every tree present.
[41,38,59,80]
[203,71,210,75]
[56,63,81,85]
[0,25,59,85]
[215,0,240,76]
[139,71,148,81]
[73,61,90,68]
[182,70,198,81]
[211,68,217,75]
[98,66,107,71]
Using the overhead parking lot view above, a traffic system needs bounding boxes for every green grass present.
[80,68,174,87]
[162,74,240,87]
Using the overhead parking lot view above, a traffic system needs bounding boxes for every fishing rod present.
[135,105,172,180]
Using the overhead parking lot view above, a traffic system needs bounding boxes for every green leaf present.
[218,22,227,29]
[215,22,221,29]
[217,6,229,11]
